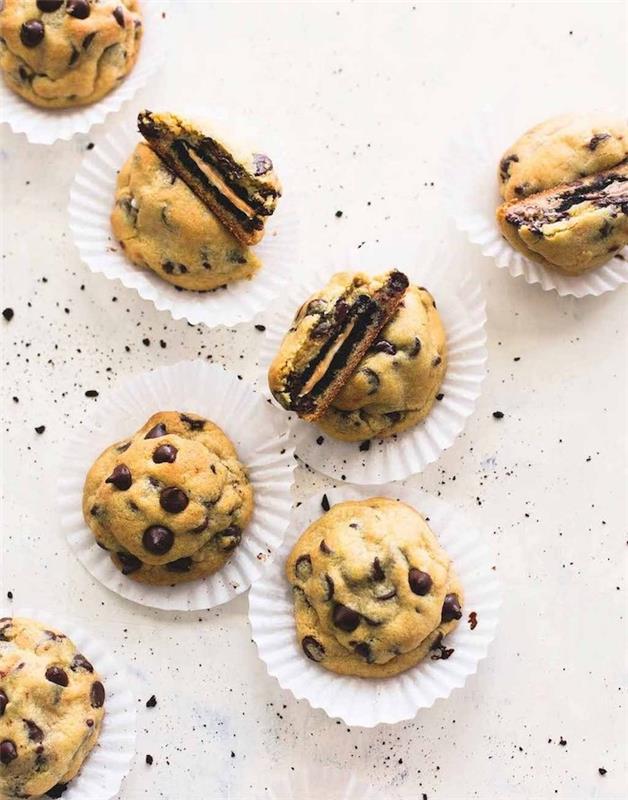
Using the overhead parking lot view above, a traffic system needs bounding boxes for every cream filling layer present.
[185,148,255,219]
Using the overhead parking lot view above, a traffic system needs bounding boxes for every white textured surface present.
[1,2,626,799]
[250,486,500,727]
[59,362,295,610]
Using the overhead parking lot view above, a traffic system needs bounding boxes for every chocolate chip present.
[599,219,613,239]
[295,554,312,580]
[408,568,432,596]
[24,720,44,743]
[386,411,402,423]
[0,691,7,716]
[37,0,63,10]
[361,367,380,395]
[143,526,174,555]
[436,393,444,401]
[190,516,209,534]
[388,270,409,292]
[372,339,396,355]
[252,153,273,176]
[90,681,105,709]
[499,153,519,180]
[323,574,334,600]
[432,355,442,367]
[180,414,205,431]
[332,603,360,632]
[66,0,90,19]
[301,636,325,662]
[144,422,167,439]
[441,593,462,622]
[112,6,125,27]
[117,551,142,575]
[375,587,397,601]
[409,337,422,357]
[46,784,68,798]
[153,444,177,463]
[0,740,17,764]
[321,494,330,512]
[45,666,68,687]
[116,441,131,453]
[334,300,350,323]
[82,31,96,49]
[165,557,193,573]
[354,642,373,662]
[160,487,189,514]
[69,46,79,65]
[214,526,241,551]
[588,133,610,151]
[2,308,14,321]
[319,539,331,554]
[20,20,45,47]
[371,558,385,582]
[145,695,157,708]
[70,654,93,673]
[105,464,132,491]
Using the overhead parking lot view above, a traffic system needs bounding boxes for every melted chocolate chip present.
[387,270,410,292]
[165,557,193,573]
[432,355,442,367]
[441,593,462,622]
[295,554,312,580]
[409,337,422,357]
[372,339,396,355]
[190,516,209,534]
[160,487,189,514]
[70,654,94,673]
[323,574,334,600]
[301,636,325,662]
[588,133,611,151]
[354,642,373,662]
[45,666,68,687]
[0,740,17,764]
[153,444,177,463]
[66,0,90,19]
[319,539,331,554]
[361,367,380,395]
[37,0,63,10]
[408,568,432,596]
[332,603,360,632]
[69,46,79,65]
[24,720,44,743]
[499,153,519,180]
[142,526,174,555]
[0,690,7,716]
[112,6,125,27]
[90,681,105,709]
[371,558,385,582]
[46,783,68,798]
[252,153,273,176]
[117,551,142,575]
[105,464,132,491]
[82,31,96,49]
[20,20,45,47]
[180,414,205,431]
[214,526,241,551]
[144,422,167,439]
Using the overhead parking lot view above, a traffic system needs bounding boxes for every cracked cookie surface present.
[0,617,105,800]
[0,0,142,109]
[286,498,463,678]
[111,143,261,291]
[317,285,447,441]
[82,411,254,585]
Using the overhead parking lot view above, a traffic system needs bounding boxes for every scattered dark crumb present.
[321,494,330,512]
[230,751,235,758]
[559,737,567,746]
[145,695,157,708]
[86,142,95,150]
[335,210,343,218]
[431,644,454,661]
[12,397,18,403]
[142,338,150,347]
[7,591,13,600]
[145,754,153,766]
[598,768,607,776]
[436,393,444,401]
[159,340,167,349]
[35,425,46,435]
[359,440,370,452]
[316,436,324,445]
[45,785,68,799]
[2,308,14,321]
[468,611,478,630]
[254,324,266,332]
[492,411,504,419]
[85,390,98,398]
[514,356,521,361]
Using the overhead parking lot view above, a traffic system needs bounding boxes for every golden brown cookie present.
[0,617,105,799]
[0,1,142,109]
[111,142,261,291]
[82,411,254,585]
[286,498,463,678]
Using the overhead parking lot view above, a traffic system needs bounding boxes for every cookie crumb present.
[359,440,370,452]
[559,737,567,746]
[145,754,153,766]
[2,308,14,321]
[321,494,330,512]
[335,210,343,218]
[492,411,504,419]
[254,324,266,332]
[145,695,157,708]
[7,591,13,600]
[35,425,46,435]
[85,390,98,398]
[316,436,324,445]
[468,611,478,630]
[86,142,95,150]
[598,767,607,775]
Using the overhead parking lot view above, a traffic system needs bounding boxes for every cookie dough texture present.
[111,143,261,291]
[317,285,447,441]
[0,1,142,109]
[82,411,254,585]
[498,113,628,201]
[0,617,105,800]
[286,498,463,678]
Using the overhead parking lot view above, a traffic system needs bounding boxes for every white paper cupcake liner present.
[58,362,295,611]
[266,766,379,799]
[249,485,501,728]
[68,111,300,328]
[0,1,170,145]
[445,106,628,297]
[257,238,487,484]
[0,607,136,800]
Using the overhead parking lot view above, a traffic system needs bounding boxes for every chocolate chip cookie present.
[138,110,282,246]
[496,113,628,273]
[82,411,254,585]
[0,1,142,109]
[111,143,261,291]
[286,497,463,678]
[316,285,446,441]
[268,270,410,422]
[0,617,105,799]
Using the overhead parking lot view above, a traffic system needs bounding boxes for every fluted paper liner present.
[249,485,501,727]
[258,240,487,484]
[444,106,628,297]
[58,362,295,610]
[0,607,136,800]
[68,114,300,328]
[0,1,170,145]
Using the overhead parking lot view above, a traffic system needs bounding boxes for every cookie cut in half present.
[268,270,410,422]
[138,110,281,246]
[286,497,463,678]
[82,411,253,585]
[497,162,628,274]
[0,617,105,799]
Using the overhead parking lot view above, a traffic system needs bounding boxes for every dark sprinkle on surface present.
[146,695,157,708]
